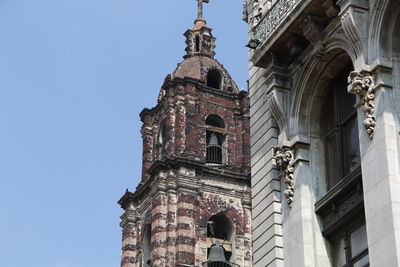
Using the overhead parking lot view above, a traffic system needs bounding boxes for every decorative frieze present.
[273,146,295,208]
[348,71,376,139]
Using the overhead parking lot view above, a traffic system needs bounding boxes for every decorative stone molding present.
[273,146,295,208]
[348,71,376,139]
[338,0,369,61]
[267,90,287,133]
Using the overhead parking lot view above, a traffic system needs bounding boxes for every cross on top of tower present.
[193,0,210,30]
[196,0,210,20]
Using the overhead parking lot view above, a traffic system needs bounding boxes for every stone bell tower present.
[118,2,252,266]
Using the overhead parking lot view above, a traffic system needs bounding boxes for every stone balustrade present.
[252,0,304,48]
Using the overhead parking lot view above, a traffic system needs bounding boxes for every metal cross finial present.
[196,0,210,20]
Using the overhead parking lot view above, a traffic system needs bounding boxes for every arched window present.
[322,66,360,189]
[205,115,225,164]
[206,69,222,89]
[207,213,235,262]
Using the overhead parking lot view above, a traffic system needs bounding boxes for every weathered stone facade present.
[245,0,400,266]
[119,15,252,267]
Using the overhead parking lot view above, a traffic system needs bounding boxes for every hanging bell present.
[206,241,230,266]
[209,132,219,147]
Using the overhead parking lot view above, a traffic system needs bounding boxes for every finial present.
[194,0,210,30]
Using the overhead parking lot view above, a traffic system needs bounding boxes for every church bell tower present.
[118,2,252,266]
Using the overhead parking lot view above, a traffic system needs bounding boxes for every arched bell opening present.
[206,213,235,263]
[205,114,226,164]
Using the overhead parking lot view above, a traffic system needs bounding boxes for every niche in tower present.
[143,224,151,267]
[206,69,222,89]
[157,121,167,159]
[205,114,225,164]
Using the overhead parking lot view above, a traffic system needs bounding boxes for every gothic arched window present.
[207,69,222,89]
[205,115,225,164]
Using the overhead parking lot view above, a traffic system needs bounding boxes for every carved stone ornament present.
[273,146,295,208]
[252,0,263,28]
[217,199,227,212]
[348,71,376,139]
[242,0,249,22]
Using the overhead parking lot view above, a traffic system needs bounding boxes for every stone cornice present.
[118,156,251,210]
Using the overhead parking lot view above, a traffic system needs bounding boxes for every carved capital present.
[273,146,295,208]
[348,70,376,139]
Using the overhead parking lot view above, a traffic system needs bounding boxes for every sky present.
[0,1,248,266]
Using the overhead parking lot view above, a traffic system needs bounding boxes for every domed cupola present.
[157,1,239,100]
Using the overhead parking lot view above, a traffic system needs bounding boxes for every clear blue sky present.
[0,1,248,266]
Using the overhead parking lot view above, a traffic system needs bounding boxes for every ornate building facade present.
[244,0,400,266]
[118,5,252,267]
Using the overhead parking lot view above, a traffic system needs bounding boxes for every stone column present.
[151,193,168,267]
[278,144,331,267]
[140,109,154,180]
[176,192,196,266]
[165,188,178,266]
[349,68,400,266]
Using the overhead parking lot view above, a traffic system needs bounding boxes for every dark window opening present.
[206,114,225,129]
[195,35,200,52]
[207,69,222,89]
[322,66,360,190]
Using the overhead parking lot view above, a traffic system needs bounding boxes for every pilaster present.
[353,66,400,266]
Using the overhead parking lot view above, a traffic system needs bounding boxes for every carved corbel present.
[348,70,376,139]
[322,0,339,18]
[273,146,295,208]
[286,36,307,57]
[302,15,323,48]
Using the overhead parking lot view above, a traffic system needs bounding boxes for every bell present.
[209,133,219,146]
[207,242,228,263]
